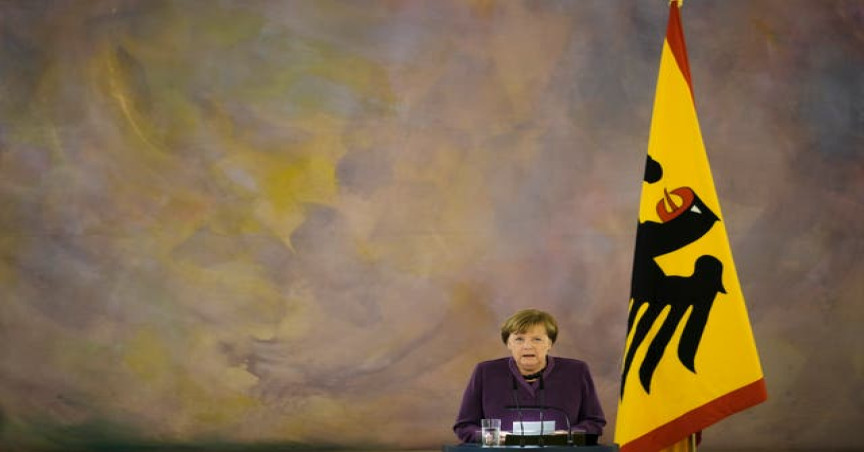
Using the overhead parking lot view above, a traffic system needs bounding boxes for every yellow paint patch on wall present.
[123,327,174,383]
[214,152,338,236]
[122,326,261,434]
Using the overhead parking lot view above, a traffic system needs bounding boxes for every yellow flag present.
[615,4,767,452]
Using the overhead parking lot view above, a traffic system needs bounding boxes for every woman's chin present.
[519,359,540,370]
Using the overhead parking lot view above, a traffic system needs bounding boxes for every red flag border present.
[666,2,694,102]
[618,378,767,452]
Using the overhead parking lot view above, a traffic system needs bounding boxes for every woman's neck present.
[520,364,546,381]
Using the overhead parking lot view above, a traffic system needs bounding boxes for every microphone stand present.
[538,375,545,447]
[511,376,525,447]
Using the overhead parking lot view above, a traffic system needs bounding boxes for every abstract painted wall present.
[1,1,861,450]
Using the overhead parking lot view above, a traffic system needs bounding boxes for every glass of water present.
[481,418,501,447]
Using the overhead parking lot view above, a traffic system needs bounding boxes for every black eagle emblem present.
[621,155,726,397]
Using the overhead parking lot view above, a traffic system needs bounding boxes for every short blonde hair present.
[500,309,559,344]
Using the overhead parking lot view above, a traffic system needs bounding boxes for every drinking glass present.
[481,418,501,447]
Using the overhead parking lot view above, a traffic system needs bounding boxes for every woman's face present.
[506,323,552,374]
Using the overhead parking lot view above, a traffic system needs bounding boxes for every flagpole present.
[670,6,695,452]
[679,2,695,448]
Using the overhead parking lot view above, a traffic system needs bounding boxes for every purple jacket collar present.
[508,355,557,395]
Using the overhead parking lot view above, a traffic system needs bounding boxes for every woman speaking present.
[452,309,606,444]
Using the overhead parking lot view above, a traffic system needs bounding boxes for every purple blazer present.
[453,356,606,443]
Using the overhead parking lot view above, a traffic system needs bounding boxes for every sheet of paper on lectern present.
[510,421,556,435]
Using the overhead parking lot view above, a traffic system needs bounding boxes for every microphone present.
[504,404,573,446]
[510,376,526,447]
[538,376,545,447]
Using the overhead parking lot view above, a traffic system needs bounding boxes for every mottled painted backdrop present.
[1,1,862,451]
